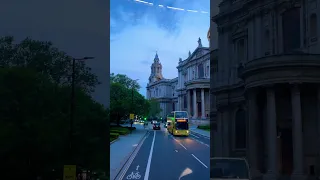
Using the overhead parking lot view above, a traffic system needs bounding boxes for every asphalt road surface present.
[117,123,210,180]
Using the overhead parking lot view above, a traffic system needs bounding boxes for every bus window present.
[175,121,188,130]
[175,112,188,118]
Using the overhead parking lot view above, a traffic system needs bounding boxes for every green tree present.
[110,73,140,90]
[0,36,100,93]
[110,74,150,125]
[148,98,162,119]
[0,67,108,179]
[110,82,131,125]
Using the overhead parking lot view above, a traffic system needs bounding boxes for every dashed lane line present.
[191,154,208,168]
[171,136,187,150]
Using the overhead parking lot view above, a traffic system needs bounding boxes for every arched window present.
[198,63,204,78]
[282,8,301,52]
[310,14,317,38]
[265,30,270,53]
[235,109,246,149]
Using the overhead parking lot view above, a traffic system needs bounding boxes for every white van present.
[210,157,251,180]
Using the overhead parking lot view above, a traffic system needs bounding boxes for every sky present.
[110,0,210,96]
[0,0,109,107]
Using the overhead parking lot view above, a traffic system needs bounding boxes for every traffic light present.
[160,117,162,119]
[144,117,146,120]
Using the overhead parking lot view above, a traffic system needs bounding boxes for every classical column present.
[247,89,260,177]
[291,84,306,180]
[201,88,205,119]
[187,90,191,118]
[263,87,278,180]
[318,87,320,168]
[222,110,230,157]
[193,89,198,119]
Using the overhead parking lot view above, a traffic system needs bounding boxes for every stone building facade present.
[211,0,320,179]
[146,38,212,120]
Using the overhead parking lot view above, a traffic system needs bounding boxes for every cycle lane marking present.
[118,131,151,180]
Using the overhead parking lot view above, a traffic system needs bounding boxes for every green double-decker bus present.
[166,111,189,136]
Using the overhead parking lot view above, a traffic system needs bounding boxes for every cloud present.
[110,0,210,96]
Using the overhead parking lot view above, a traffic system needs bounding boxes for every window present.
[184,95,187,108]
[235,109,246,149]
[175,122,188,130]
[237,39,245,62]
[265,30,270,54]
[184,74,187,82]
[175,111,188,118]
[198,63,204,78]
[283,8,301,52]
[206,65,209,77]
[310,14,318,40]
[192,70,195,79]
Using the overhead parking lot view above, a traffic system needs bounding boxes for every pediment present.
[189,48,210,61]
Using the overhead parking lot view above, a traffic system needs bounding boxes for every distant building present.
[146,38,212,121]
[211,0,320,179]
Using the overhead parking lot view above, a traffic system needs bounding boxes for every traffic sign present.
[63,165,76,180]
[130,114,134,120]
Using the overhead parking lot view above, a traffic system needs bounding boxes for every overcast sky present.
[110,0,211,96]
[0,0,110,107]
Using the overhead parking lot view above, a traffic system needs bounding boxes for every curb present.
[113,130,149,180]
[190,129,210,138]
[110,138,119,145]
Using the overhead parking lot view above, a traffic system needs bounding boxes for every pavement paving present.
[110,123,149,180]
[189,125,210,138]
[116,123,210,180]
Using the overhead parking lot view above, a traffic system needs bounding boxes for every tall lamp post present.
[130,79,139,128]
[69,56,94,164]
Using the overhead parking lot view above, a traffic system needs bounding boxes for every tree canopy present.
[0,36,109,180]
[110,73,140,90]
[148,98,162,119]
[0,36,100,93]
[110,73,150,124]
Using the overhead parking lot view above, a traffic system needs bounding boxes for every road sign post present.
[63,165,76,180]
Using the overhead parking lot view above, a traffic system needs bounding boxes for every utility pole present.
[69,56,94,164]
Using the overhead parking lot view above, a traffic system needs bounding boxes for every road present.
[116,123,210,180]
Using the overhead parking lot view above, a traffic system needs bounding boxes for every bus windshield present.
[210,159,249,179]
[175,122,188,130]
[175,112,188,118]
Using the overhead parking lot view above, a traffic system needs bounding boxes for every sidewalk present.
[110,123,148,180]
[189,124,210,137]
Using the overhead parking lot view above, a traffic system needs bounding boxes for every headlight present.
[175,131,178,133]
[187,130,189,133]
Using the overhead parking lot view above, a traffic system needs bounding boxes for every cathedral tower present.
[149,52,163,83]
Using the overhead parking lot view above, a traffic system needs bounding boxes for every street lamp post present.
[130,79,139,128]
[69,56,94,164]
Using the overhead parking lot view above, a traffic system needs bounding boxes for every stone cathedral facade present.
[211,0,320,179]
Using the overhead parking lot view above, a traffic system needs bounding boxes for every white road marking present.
[119,135,148,180]
[190,134,199,138]
[175,150,178,152]
[172,137,187,150]
[144,131,156,180]
[191,154,208,168]
[136,165,140,171]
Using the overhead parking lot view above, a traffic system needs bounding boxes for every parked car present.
[210,157,250,180]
